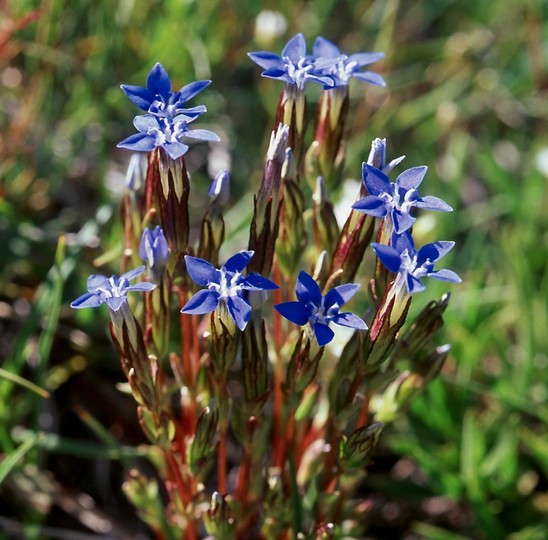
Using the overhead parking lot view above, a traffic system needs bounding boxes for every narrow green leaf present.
[0,433,44,485]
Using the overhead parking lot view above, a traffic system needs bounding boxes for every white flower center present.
[148,118,187,144]
[379,186,418,214]
[209,270,244,300]
[285,57,314,89]
[307,297,339,325]
[96,277,128,299]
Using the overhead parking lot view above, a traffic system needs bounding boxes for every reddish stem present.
[355,390,371,429]
[235,450,251,504]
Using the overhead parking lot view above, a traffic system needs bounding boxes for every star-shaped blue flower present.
[117,114,220,160]
[248,33,336,90]
[71,266,156,312]
[372,231,461,295]
[352,163,453,234]
[274,271,367,346]
[121,63,210,121]
[181,251,278,331]
[312,36,386,88]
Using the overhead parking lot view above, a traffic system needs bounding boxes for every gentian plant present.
[71,33,461,539]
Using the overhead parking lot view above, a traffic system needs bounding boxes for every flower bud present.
[139,226,170,280]
[313,176,340,257]
[341,422,383,469]
[188,403,219,477]
[248,124,288,275]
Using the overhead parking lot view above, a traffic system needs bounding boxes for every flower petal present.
[248,51,284,70]
[261,69,293,84]
[392,231,415,254]
[147,63,172,98]
[181,289,220,315]
[164,141,189,159]
[396,166,427,190]
[417,241,455,265]
[223,251,254,273]
[348,52,384,66]
[71,292,103,309]
[105,296,127,312]
[120,84,154,111]
[362,164,391,196]
[406,274,426,295]
[282,33,306,62]
[371,243,402,273]
[133,114,160,132]
[333,312,368,331]
[243,273,279,291]
[274,301,310,326]
[426,268,461,283]
[352,71,386,87]
[120,266,147,282]
[178,80,211,102]
[295,271,322,305]
[184,129,221,142]
[227,295,252,331]
[392,209,416,234]
[126,282,156,293]
[352,195,387,217]
[312,36,340,58]
[415,195,453,212]
[117,133,156,153]
[184,255,218,286]
[324,284,360,309]
[178,105,207,117]
[313,322,335,346]
[87,274,110,293]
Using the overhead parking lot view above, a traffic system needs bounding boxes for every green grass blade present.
[0,432,45,485]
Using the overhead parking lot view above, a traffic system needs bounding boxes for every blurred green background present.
[1,0,547,538]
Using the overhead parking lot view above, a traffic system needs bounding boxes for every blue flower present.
[312,36,386,88]
[117,114,220,160]
[372,231,461,295]
[181,251,278,331]
[121,63,210,121]
[139,226,170,276]
[274,271,367,346]
[71,266,156,312]
[352,163,453,234]
[248,33,336,90]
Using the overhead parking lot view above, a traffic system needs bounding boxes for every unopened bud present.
[342,422,383,469]
[208,169,231,207]
[139,226,170,279]
[188,403,219,476]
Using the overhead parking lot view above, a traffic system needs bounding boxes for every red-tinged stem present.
[164,451,199,540]
[235,450,252,507]
[355,390,371,429]
[164,450,190,505]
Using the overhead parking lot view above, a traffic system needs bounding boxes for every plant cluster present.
[71,33,460,539]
